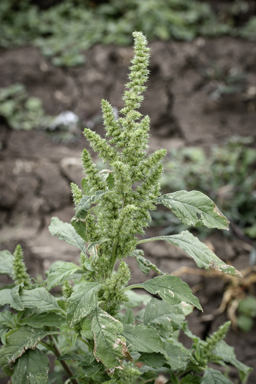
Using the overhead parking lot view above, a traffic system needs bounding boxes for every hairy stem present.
[48,335,80,384]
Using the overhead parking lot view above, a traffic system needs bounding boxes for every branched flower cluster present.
[81,32,166,283]
[13,244,31,288]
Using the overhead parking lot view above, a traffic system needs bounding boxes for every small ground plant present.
[0,32,252,384]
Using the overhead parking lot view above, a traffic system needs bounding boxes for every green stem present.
[123,284,144,292]
[48,335,80,384]
[110,240,118,273]
[137,237,159,245]
[39,340,53,352]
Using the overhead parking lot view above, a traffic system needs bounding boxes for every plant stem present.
[48,335,80,384]
[123,284,144,292]
[110,240,118,273]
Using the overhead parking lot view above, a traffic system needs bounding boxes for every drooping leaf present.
[67,282,101,326]
[49,217,86,253]
[20,288,59,312]
[213,341,253,383]
[0,250,14,277]
[164,342,190,371]
[156,190,229,230]
[47,262,81,290]
[122,323,168,358]
[139,231,242,277]
[142,275,202,310]
[92,307,130,369]
[19,312,65,328]
[201,368,233,384]
[12,348,49,384]
[133,253,164,275]
[144,298,185,337]
[71,217,88,241]
[0,326,47,369]
[0,285,24,311]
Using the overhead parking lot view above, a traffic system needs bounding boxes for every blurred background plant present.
[0,0,256,67]
[152,137,256,246]
[0,83,51,131]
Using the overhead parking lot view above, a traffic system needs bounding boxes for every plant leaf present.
[12,348,49,384]
[0,250,14,277]
[140,231,242,277]
[49,217,86,253]
[47,262,81,290]
[122,323,168,358]
[181,374,201,383]
[156,190,229,230]
[142,275,202,310]
[164,342,190,371]
[133,253,164,275]
[67,282,101,327]
[20,288,59,312]
[71,217,88,241]
[201,368,233,384]
[75,191,106,219]
[213,341,253,383]
[0,326,47,369]
[92,307,130,369]
[19,312,65,328]
[121,309,135,325]
[0,286,24,311]
[138,352,168,369]
[144,298,185,337]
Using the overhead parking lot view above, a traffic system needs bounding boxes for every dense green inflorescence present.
[13,244,31,288]
[82,32,166,282]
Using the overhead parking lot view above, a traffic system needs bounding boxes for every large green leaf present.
[49,217,86,253]
[19,312,65,328]
[12,348,49,384]
[122,323,168,358]
[92,307,130,369]
[142,275,202,310]
[67,282,101,326]
[0,286,24,311]
[0,250,14,277]
[139,231,242,277]
[201,368,233,384]
[164,342,190,371]
[213,341,252,383]
[0,326,47,369]
[144,298,185,337]
[47,262,82,290]
[156,190,229,230]
[20,288,59,312]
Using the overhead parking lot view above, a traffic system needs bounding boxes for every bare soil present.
[0,37,256,382]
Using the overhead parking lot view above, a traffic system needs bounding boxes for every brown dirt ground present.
[0,37,256,383]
